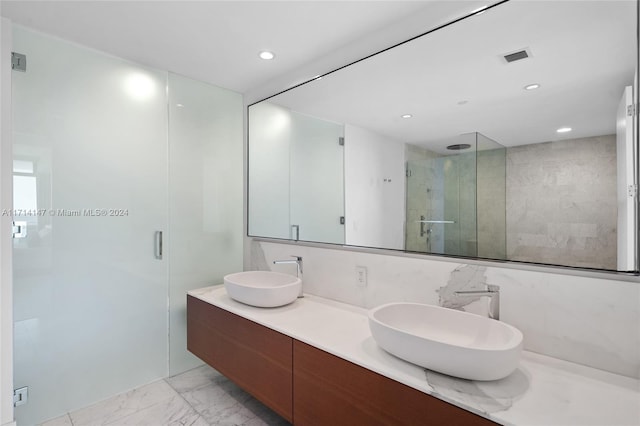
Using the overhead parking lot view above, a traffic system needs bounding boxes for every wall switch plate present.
[355,266,367,287]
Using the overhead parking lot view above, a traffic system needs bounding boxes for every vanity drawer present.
[187,295,293,422]
[293,340,496,425]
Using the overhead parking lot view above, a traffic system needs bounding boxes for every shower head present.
[446,143,471,150]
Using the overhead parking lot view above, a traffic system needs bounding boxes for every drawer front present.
[293,340,496,426]
[187,295,293,422]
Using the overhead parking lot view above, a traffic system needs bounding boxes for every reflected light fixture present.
[401,114,413,119]
[556,127,572,133]
[259,51,275,60]
[524,83,540,90]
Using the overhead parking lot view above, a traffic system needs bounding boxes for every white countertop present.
[189,285,640,426]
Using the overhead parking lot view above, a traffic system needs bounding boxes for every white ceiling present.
[0,0,439,93]
[266,0,638,150]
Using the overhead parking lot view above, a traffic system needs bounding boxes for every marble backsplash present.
[250,240,640,379]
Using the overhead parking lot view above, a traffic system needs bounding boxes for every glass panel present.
[289,111,344,244]
[454,137,478,257]
[247,102,291,239]
[248,103,345,243]
[477,133,506,259]
[12,26,169,425]
[167,73,243,375]
[405,135,482,257]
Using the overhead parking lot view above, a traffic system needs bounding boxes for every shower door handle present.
[154,231,163,260]
[419,215,426,237]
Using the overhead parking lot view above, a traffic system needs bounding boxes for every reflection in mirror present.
[405,133,506,259]
[248,0,638,272]
[248,102,344,243]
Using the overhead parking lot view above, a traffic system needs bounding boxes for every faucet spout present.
[454,284,500,320]
[273,256,303,298]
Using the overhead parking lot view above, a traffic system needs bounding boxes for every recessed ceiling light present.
[401,114,412,119]
[176,103,184,108]
[259,51,275,60]
[524,83,540,90]
[556,127,572,133]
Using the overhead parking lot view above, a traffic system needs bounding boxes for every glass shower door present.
[405,139,478,257]
[12,26,169,425]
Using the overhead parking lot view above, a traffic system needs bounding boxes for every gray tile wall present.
[506,135,617,269]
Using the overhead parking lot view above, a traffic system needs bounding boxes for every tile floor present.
[41,365,290,426]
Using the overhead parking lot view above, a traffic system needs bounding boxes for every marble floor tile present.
[174,366,289,426]
[166,364,223,394]
[106,394,200,426]
[40,413,73,426]
[42,365,289,426]
[70,380,180,426]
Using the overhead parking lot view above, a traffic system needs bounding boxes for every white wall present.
[344,124,404,249]
[0,17,15,426]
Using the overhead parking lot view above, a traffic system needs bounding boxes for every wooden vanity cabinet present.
[187,296,496,425]
[186,295,293,422]
[293,340,496,426]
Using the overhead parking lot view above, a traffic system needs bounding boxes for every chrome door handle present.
[154,231,163,260]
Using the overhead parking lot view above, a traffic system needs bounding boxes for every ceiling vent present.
[502,48,531,63]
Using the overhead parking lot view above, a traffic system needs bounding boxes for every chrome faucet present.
[273,256,303,297]
[454,284,500,320]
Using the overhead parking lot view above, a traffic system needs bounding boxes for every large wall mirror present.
[248,0,639,273]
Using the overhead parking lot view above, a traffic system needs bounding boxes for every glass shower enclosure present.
[405,132,506,259]
[11,26,243,425]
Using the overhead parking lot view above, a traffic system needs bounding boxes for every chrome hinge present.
[338,137,344,146]
[339,216,345,225]
[628,104,638,117]
[629,184,638,198]
[12,221,27,239]
[13,387,28,407]
[11,52,26,72]
[406,169,412,177]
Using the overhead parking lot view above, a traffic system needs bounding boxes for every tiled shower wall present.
[506,135,617,270]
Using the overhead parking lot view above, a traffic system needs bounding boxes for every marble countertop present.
[188,285,640,426]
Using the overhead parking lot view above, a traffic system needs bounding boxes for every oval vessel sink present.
[224,271,301,308]
[369,302,523,381]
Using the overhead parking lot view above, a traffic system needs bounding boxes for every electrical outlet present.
[355,266,367,287]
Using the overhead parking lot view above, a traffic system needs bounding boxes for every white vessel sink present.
[223,271,301,308]
[368,302,523,381]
